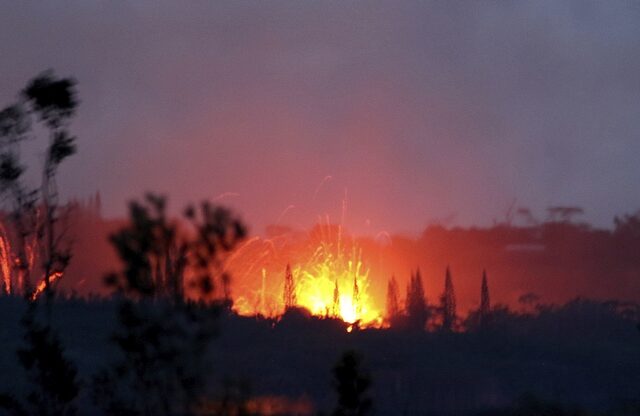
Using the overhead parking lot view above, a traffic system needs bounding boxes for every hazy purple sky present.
[1,1,639,235]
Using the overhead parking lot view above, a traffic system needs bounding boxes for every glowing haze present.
[1,1,640,237]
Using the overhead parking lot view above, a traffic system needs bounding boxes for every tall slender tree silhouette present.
[332,278,341,318]
[440,266,457,332]
[0,70,80,416]
[480,269,491,327]
[283,263,296,310]
[23,72,78,306]
[352,274,361,319]
[0,70,78,299]
[386,275,400,324]
[405,268,427,331]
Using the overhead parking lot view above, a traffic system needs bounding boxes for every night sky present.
[1,1,639,235]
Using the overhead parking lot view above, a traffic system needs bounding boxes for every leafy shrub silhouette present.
[92,194,245,416]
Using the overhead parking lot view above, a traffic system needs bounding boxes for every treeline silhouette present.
[0,292,637,415]
[25,203,640,315]
[384,266,464,331]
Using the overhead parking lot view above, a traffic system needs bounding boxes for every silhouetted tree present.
[23,72,77,305]
[614,210,640,244]
[352,274,360,319]
[283,263,296,310]
[105,194,183,300]
[386,275,400,324]
[104,194,244,302]
[92,194,245,416]
[0,71,80,416]
[0,104,34,294]
[480,269,491,327]
[546,206,584,223]
[405,268,427,331]
[440,266,457,332]
[332,278,340,318]
[332,351,372,416]
[0,70,78,298]
[516,206,538,226]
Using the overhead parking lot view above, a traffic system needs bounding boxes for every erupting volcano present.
[228,222,383,327]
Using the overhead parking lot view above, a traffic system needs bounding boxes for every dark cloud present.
[1,1,639,234]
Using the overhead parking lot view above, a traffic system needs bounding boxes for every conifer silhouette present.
[386,275,400,324]
[441,266,457,332]
[283,263,296,310]
[405,268,427,330]
[480,269,491,327]
[332,279,341,318]
[352,275,360,319]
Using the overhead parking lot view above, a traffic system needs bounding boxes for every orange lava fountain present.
[228,223,383,327]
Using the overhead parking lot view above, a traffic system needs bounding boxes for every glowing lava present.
[30,271,63,301]
[0,218,59,299]
[293,244,378,325]
[228,224,383,327]
[0,222,12,293]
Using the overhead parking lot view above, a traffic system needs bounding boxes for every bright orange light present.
[228,224,383,327]
[0,222,12,293]
[292,244,379,325]
[31,271,63,301]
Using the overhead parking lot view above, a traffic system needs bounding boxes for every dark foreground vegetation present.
[0,295,638,415]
